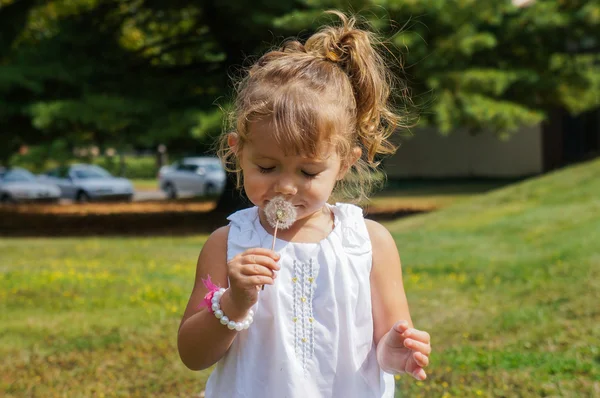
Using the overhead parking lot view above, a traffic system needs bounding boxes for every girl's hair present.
[219,10,409,202]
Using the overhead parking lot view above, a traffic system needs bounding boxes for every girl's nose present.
[275,175,297,196]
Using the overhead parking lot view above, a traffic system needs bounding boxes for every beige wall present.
[384,124,544,178]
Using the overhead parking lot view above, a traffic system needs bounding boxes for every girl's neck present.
[258,204,335,244]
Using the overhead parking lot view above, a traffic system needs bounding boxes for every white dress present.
[204,203,395,398]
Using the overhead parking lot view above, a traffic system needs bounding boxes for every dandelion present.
[264,196,297,250]
[262,196,297,290]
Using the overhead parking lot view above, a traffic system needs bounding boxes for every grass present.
[1,159,599,397]
[132,179,160,192]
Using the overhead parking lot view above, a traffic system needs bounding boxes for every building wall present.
[384,124,544,178]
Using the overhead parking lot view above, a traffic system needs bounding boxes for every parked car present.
[39,164,135,202]
[0,167,61,204]
[158,157,226,199]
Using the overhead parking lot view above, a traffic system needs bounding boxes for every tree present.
[0,0,298,163]
[273,0,600,137]
[1,0,599,213]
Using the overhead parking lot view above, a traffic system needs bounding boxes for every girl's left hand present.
[379,320,431,380]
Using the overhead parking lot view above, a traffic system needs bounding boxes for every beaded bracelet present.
[210,288,254,331]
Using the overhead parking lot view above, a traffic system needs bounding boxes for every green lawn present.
[1,159,599,397]
[132,179,160,192]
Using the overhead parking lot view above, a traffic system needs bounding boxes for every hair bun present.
[325,49,341,62]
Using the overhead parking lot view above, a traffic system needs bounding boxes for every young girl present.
[178,11,431,397]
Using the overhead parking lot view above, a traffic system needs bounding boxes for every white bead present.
[209,288,254,330]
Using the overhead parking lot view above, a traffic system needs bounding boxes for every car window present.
[204,164,221,172]
[72,167,111,179]
[178,164,199,172]
[2,169,36,182]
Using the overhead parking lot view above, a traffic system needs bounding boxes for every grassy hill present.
[391,158,600,396]
[1,158,598,397]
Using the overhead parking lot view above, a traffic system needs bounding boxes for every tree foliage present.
[1,0,599,161]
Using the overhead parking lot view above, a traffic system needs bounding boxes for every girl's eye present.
[258,166,275,174]
[302,170,319,179]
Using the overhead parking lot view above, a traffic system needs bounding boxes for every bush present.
[10,148,158,180]
[95,156,157,179]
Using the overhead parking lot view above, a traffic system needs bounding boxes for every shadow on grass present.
[0,201,430,237]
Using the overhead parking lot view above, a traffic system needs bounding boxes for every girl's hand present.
[226,248,280,311]
[378,320,431,380]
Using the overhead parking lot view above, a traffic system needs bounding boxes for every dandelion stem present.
[271,220,279,251]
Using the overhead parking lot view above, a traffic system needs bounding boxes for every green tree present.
[1,0,599,213]
[274,0,600,136]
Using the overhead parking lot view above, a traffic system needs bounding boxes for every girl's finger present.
[413,351,429,368]
[242,247,281,261]
[240,263,278,278]
[401,328,431,345]
[392,320,410,334]
[245,275,275,287]
[412,367,427,381]
[243,254,280,271]
[403,338,431,355]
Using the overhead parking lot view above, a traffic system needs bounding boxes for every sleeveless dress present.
[204,203,395,398]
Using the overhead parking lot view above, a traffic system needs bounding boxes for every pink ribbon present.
[199,275,221,312]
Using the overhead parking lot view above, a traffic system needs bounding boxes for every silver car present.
[0,167,61,204]
[39,164,135,202]
[158,157,226,199]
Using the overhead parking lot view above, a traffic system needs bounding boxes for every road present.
[134,190,166,201]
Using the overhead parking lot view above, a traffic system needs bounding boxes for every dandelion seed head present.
[264,196,297,229]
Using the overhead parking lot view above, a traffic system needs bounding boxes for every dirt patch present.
[0,201,432,237]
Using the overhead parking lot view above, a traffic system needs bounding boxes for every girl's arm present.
[366,219,431,380]
[366,219,412,341]
[177,226,247,371]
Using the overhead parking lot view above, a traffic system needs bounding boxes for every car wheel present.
[205,183,217,196]
[164,183,177,199]
[1,194,14,204]
[76,190,90,203]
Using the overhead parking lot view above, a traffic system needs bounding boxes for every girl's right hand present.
[226,248,280,311]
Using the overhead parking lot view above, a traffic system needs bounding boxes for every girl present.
[178,11,431,397]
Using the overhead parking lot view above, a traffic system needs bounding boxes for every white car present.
[0,167,61,204]
[158,157,226,199]
[39,164,135,202]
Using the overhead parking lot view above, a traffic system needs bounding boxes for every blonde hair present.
[219,11,409,202]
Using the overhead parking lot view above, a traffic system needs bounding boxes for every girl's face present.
[231,119,348,223]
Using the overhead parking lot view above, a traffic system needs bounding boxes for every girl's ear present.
[337,147,362,180]
[227,132,239,153]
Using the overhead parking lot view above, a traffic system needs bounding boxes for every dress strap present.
[332,203,372,256]
[226,207,264,261]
